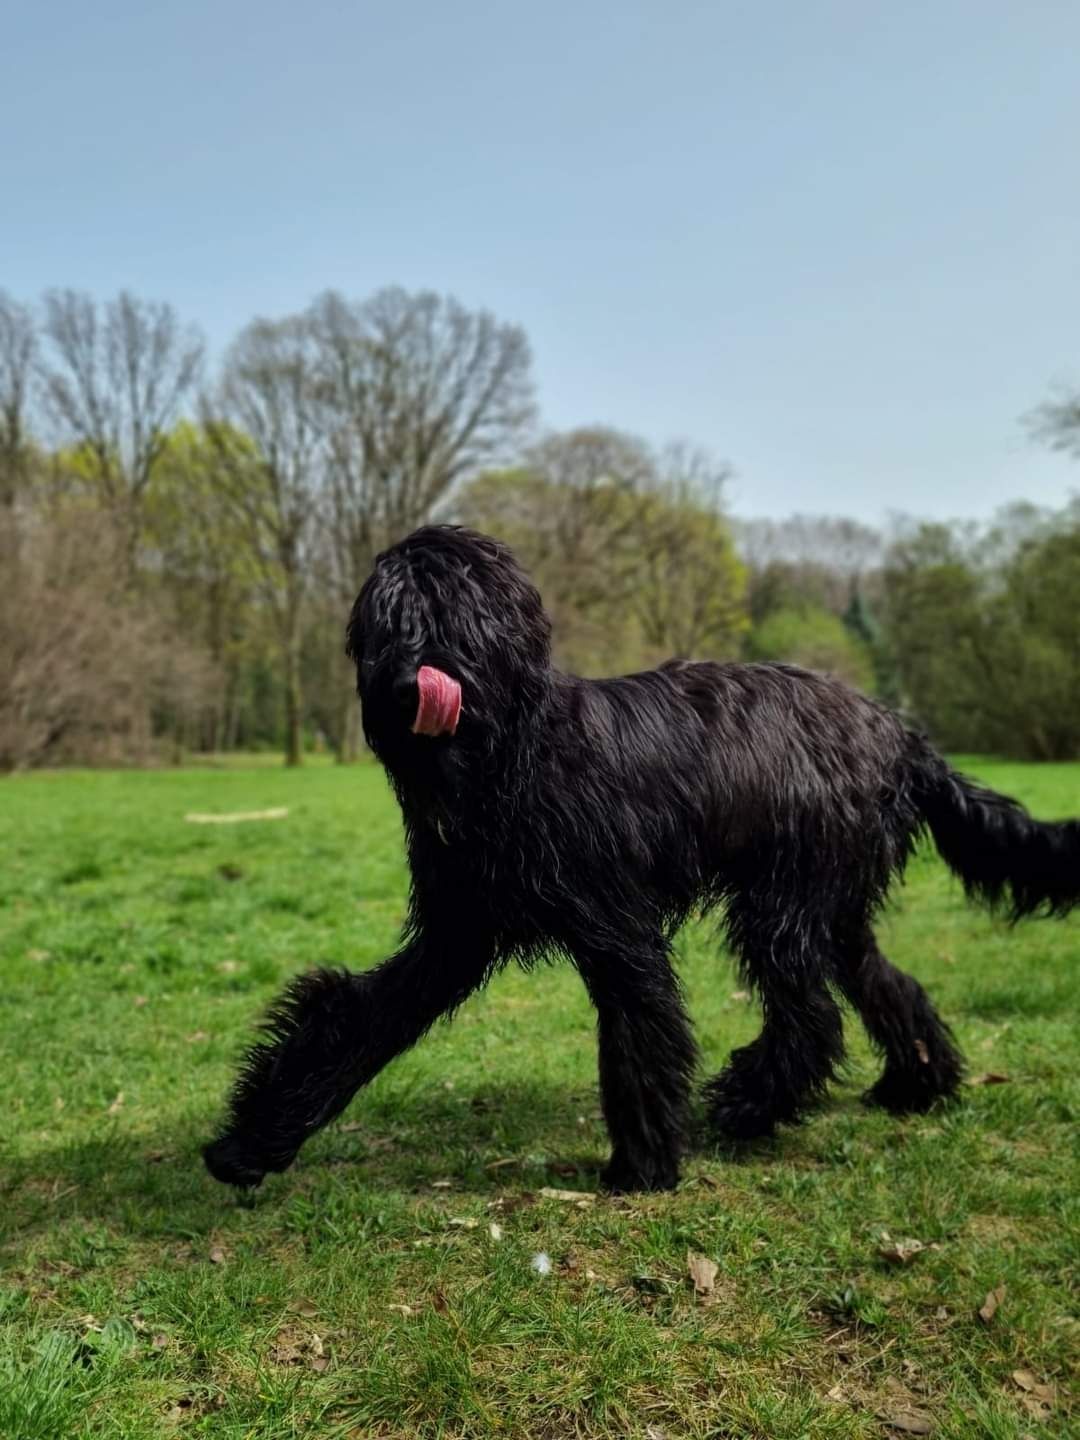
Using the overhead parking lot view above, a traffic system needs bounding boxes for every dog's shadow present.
[4,1081,623,1248]
[5,1080,873,1253]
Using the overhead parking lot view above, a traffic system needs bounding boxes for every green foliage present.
[459,434,748,674]
[0,761,1077,1437]
[884,515,1080,758]
[747,605,874,690]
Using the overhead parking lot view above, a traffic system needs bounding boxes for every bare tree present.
[459,429,745,672]
[309,286,535,757]
[1026,383,1080,458]
[736,513,885,619]
[38,289,203,574]
[205,315,324,767]
[0,506,217,771]
[629,444,744,659]
[0,291,36,516]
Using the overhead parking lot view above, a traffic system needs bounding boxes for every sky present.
[3,0,1079,524]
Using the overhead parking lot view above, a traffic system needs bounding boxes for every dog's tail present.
[910,742,1080,919]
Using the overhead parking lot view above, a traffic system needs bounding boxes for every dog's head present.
[346,526,551,765]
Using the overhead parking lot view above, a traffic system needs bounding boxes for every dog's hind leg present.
[204,933,494,1188]
[575,940,697,1193]
[705,892,845,1141]
[835,926,963,1113]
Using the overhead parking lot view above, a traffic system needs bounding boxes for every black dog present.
[205,525,1080,1193]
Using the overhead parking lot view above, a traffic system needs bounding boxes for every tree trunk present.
[338,690,362,763]
[283,624,305,771]
[284,659,303,767]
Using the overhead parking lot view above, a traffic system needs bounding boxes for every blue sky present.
[3,1,1079,522]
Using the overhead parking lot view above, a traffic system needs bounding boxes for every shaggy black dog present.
[205,525,1080,1193]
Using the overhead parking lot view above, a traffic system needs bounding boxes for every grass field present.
[1,756,1077,1439]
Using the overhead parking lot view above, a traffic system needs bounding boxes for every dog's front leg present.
[576,943,696,1193]
[204,934,492,1189]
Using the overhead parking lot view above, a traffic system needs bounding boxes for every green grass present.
[0,757,1077,1439]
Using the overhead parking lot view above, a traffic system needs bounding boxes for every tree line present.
[2,285,1079,771]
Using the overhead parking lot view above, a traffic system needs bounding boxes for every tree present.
[747,606,874,690]
[1026,383,1080,458]
[38,290,203,575]
[459,430,746,673]
[623,444,745,660]
[738,514,885,623]
[880,524,988,746]
[308,287,536,756]
[205,316,324,767]
[145,421,266,752]
[879,519,1080,758]
[0,504,217,771]
[842,586,900,706]
[0,291,36,516]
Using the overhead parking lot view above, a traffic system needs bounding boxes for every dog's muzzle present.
[411,666,462,737]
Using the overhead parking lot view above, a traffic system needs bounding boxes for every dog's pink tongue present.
[412,666,462,737]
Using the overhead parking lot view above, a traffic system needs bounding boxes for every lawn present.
[0,757,1076,1439]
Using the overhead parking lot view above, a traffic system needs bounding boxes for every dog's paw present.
[600,1151,679,1194]
[705,1090,779,1143]
[862,1067,960,1115]
[203,1134,277,1189]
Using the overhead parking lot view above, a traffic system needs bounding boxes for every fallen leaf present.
[448,1216,478,1229]
[967,1073,1011,1086]
[878,1407,934,1434]
[978,1284,1006,1323]
[388,1303,414,1318]
[1012,1371,1055,1415]
[208,1246,226,1265]
[288,1299,319,1318]
[687,1251,719,1297]
[106,1092,124,1115]
[1020,1397,1052,1422]
[488,1222,503,1241]
[878,1233,927,1265]
[539,1186,596,1204]
[269,1327,326,1371]
[431,1179,453,1189]
[186,1031,209,1044]
[151,1332,169,1350]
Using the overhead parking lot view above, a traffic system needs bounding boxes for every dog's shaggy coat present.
[205,526,1080,1192]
